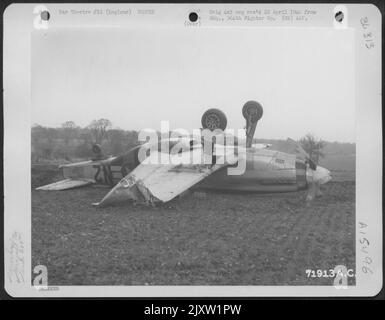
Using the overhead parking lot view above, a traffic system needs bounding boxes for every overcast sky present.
[32,27,355,142]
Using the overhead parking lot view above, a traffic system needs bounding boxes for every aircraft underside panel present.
[95,149,237,206]
[197,150,305,193]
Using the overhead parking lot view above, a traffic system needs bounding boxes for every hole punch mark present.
[189,12,198,23]
[335,11,344,23]
[41,11,50,21]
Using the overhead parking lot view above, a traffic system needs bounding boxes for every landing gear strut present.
[242,101,263,148]
[201,108,228,166]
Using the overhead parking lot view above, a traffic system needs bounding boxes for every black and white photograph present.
[3,3,382,298]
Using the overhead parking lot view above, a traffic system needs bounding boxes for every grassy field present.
[32,181,355,286]
[320,154,355,182]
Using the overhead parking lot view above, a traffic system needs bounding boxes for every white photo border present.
[3,3,382,297]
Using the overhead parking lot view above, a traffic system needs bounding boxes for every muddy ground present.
[32,180,355,286]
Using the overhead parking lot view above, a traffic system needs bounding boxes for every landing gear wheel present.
[92,143,102,154]
[92,143,104,160]
[201,108,227,131]
[242,101,263,122]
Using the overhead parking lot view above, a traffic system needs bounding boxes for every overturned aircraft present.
[36,101,331,205]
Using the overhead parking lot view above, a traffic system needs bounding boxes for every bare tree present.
[88,119,112,144]
[61,121,77,146]
[299,133,326,164]
[107,128,125,154]
[31,125,46,162]
[62,121,76,129]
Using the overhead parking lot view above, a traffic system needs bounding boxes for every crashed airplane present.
[36,101,332,205]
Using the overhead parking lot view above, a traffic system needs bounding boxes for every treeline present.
[31,120,139,162]
[255,138,355,156]
[32,120,355,164]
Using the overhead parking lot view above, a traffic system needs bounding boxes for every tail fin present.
[286,138,310,160]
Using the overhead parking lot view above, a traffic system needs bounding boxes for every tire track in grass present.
[279,209,313,284]
[237,195,300,285]
[312,206,337,285]
[232,200,281,285]
[251,198,308,285]
[296,207,327,284]
[328,201,355,286]
[279,204,324,284]
[302,206,335,285]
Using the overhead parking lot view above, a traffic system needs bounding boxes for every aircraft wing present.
[35,178,95,190]
[95,147,237,206]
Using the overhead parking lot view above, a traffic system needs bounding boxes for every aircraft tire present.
[201,108,227,131]
[242,101,263,122]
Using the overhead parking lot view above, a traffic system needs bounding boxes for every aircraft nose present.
[313,166,332,185]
